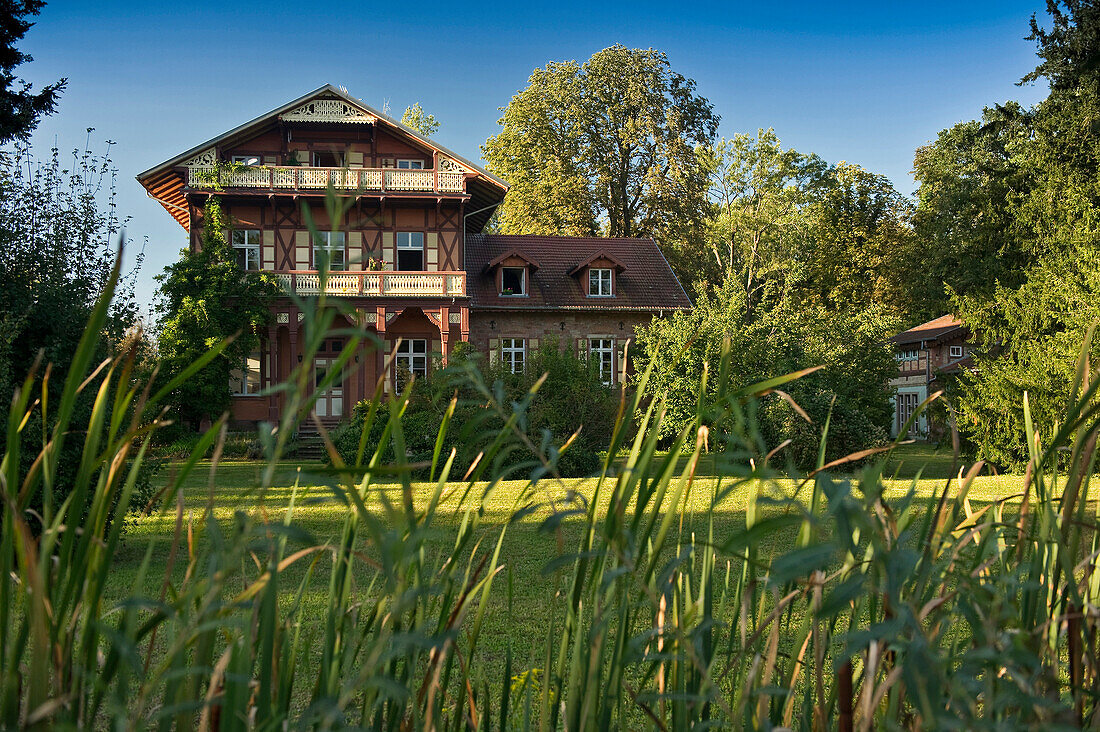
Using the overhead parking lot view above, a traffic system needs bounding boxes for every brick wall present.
[468,309,655,364]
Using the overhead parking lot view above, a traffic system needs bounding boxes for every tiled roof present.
[892,314,967,345]
[466,235,692,311]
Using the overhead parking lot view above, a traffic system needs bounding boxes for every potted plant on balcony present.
[285,151,300,166]
[367,257,387,271]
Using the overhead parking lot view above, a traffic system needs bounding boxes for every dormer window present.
[501,267,526,296]
[589,268,613,297]
[231,155,261,167]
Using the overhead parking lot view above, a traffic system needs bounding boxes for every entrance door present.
[314,357,343,418]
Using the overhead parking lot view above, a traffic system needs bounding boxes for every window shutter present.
[347,151,364,167]
[488,338,499,365]
[576,338,586,358]
[429,339,441,368]
[294,231,311,269]
[615,339,627,384]
[528,337,539,353]
[262,230,275,270]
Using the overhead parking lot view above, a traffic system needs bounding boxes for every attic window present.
[588,268,613,297]
[231,155,261,167]
[501,267,526,296]
[950,345,964,358]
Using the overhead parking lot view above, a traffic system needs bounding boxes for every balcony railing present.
[276,270,466,297]
[188,166,466,194]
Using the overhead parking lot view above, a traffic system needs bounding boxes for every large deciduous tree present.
[483,45,719,247]
[155,198,280,429]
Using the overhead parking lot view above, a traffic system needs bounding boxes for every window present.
[230,351,261,395]
[501,267,525,296]
[588,268,613,297]
[312,150,342,167]
[396,232,424,271]
[395,339,428,389]
[397,159,424,169]
[502,338,526,374]
[949,345,964,359]
[313,231,346,271]
[589,338,614,385]
[232,229,261,271]
[897,392,920,436]
[231,154,261,166]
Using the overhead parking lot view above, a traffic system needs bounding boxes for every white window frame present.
[230,350,262,396]
[395,339,428,387]
[231,154,261,167]
[588,268,613,297]
[502,338,526,374]
[396,231,425,271]
[313,231,346,271]
[500,267,526,296]
[949,345,964,358]
[589,338,614,385]
[397,159,424,169]
[232,229,261,271]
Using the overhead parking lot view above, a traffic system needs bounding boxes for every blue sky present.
[20,0,1050,312]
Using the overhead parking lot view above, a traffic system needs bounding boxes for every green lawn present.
[111,442,1027,692]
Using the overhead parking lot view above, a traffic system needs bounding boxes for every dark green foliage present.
[155,197,280,428]
[332,338,614,478]
[0,140,148,523]
[0,0,64,143]
[922,1,1100,468]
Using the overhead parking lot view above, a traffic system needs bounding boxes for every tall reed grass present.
[2,206,1099,728]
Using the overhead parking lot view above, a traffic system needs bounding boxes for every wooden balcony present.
[276,271,466,297]
[187,166,466,194]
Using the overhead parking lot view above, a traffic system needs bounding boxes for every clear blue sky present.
[19,0,1050,313]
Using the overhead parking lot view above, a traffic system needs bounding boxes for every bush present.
[332,337,619,478]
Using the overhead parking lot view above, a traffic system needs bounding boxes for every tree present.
[693,130,826,303]
[483,45,719,247]
[910,103,1034,321]
[631,276,897,466]
[0,138,138,399]
[0,138,145,521]
[401,102,440,137]
[0,0,65,143]
[155,197,280,429]
[793,162,915,316]
[931,1,1100,467]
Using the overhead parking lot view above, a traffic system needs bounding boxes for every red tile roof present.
[466,234,692,311]
[891,314,967,345]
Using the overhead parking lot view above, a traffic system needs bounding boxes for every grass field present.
[110,442,1027,695]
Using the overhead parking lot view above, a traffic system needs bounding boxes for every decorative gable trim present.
[181,148,217,167]
[485,248,540,272]
[280,98,376,124]
[568,251,626,276]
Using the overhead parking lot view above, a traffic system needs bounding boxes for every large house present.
[889,314,973,437]
[138,85,691,425]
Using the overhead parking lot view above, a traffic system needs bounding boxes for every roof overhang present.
[137,84,509,232]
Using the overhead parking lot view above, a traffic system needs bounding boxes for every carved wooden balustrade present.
[188,166,466,194]
[276,271,466,297]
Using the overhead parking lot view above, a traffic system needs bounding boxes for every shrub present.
[332,337,619,478]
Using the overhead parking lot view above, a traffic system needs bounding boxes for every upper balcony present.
[187,166,466,195]
[276,270,466,298]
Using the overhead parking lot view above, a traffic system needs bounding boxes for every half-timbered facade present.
[138,85,691,426]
